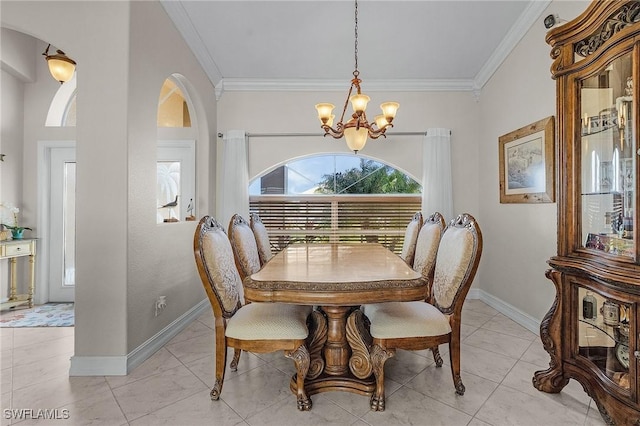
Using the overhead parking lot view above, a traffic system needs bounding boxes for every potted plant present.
[1,204,31,239]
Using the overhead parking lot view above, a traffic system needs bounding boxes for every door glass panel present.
[63,162,76,286]
[580,52,635,258]
[578,286,631,391]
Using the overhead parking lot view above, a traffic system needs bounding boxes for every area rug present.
[0,303,74,327]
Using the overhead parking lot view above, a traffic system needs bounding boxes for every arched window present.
[249,154,421,253]
[249,154,421,195]
[156,75,196,224]
[157,77,191,127]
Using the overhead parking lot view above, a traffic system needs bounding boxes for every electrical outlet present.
[155,296,167,317]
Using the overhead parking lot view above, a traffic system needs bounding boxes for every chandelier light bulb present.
[349,93,370,115]
[380,102,400,122]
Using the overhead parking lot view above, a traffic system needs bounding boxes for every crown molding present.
[160,0,223,86]
[474,0,551,89]
[216,78,476,98]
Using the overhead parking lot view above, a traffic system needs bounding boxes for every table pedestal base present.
[290,372,376,397]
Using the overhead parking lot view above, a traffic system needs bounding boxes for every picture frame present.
[499,116,555,203]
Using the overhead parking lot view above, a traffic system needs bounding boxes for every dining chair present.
[399,211,423,267]
[250,213,274,266]
[193,216,313,411]
[364,213,483,411]
[228,214,262,281]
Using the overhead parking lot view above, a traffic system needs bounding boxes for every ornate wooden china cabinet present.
[533,1,640,424]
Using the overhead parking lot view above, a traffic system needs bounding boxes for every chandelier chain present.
[354,0,359,75]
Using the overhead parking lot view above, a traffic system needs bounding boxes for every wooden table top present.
[243,243,427,306]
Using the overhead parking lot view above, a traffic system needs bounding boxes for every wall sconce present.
[42,44,76,84]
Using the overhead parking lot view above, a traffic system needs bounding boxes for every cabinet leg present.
[533,269,569,393]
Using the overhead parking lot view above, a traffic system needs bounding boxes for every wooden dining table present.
[243,243,427,402]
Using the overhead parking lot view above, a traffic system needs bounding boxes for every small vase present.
[11,229,23,239]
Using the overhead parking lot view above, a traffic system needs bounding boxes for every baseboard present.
[467,288,540,335]
[70,356,127,376]
[69,299,209,376]
[127,299,210,373]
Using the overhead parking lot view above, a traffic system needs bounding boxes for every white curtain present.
[421,128,454,222]
[220,130,249,227]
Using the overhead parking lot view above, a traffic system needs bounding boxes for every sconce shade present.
[43,44,76,83]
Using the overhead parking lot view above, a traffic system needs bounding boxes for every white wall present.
[1,0,217,372]
[217,90,482,221]
[477,0,590,322]
[126,1,216,352]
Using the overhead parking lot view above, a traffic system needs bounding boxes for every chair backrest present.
[432,213,483,314]
[413,212,446,281]
[228,214,262,281]
[194,216,243,319]
[400,212,423,266]
[250,213,274,265]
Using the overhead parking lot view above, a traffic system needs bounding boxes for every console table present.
[0,238,36,311]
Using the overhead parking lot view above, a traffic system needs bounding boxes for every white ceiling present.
[161,1,551,94]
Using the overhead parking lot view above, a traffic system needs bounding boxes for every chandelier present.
[42,44,76,84]
[315,0,399,153]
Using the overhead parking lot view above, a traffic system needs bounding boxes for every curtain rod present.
[217,131,448,138]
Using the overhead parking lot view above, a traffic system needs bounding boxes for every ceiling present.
[161,1,551,95]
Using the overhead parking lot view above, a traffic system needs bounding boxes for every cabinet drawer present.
[5,242,33,257]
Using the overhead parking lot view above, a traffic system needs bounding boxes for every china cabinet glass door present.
[580,52,635,258]
[578,286,632,392]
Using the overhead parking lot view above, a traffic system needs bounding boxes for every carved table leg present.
[322,306,353,375]
[533,269,569,393]
[306,310,327,380]
[346,309,372,379]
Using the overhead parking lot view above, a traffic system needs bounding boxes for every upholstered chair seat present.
[226,302,310,340]
[364,301,451,339]
[194,216,313,411]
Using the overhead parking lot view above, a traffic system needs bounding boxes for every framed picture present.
[499,116,555,203]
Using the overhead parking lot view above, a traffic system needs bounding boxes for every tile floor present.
[0,300,607,426]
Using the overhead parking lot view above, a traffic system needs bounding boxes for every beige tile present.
[106,348,181,389]
[12,354,70,391]
[321,378,402,418]
[185,351,265,388]
[12,375,109,413]
[164,332,215,364]
[11,335,74,367]
[520,340,552,369]
[481,313,537,340]
[246,393,359,426]
[468,419,492,426]
[475,385,588,426]
[463,328,532,359]
[2,391,10,412]
[501,360,591,412]
[463,299,499,317]
[361,386,472,425]
[450,343,517,384]
[460,310,494,328]
[0,329,13,351]
[15,388,127,426]
[1,349,13,370]
[129,390,244,426]
[217,364,295,419]
[112,364,207,422]
[12,327,73,349]
[406,365,499,416]
[384,349,434,385]
[2,367,12,393]
[166,320,213,346]
[196,312,216,330]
